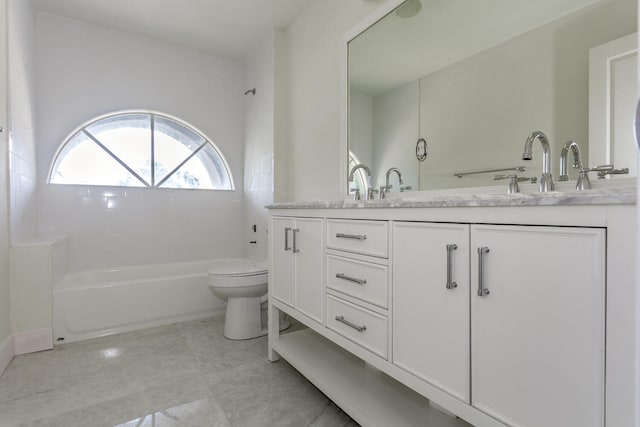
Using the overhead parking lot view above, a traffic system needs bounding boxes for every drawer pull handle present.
[445,244,458,290]
[336,233,367,240]
[336,273,367,285]
[335,315,367,332]
[477,247,490,297]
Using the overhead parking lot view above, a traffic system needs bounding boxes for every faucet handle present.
[494,174,536,194]
[367,187,379,200]
[378,185,391,199]
[596,166,629,179]
[494,174,520,194]
[494,174,533,183]
[579,164,628,180]
[349,187,361,200]
[587,164,614,173]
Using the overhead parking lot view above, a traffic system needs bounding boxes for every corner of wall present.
[244,32,277,260]
[273,29,289,203]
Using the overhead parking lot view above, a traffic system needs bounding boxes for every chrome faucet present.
[348,163,374,200]
[559,140,583,182]
[380,167,404,199]
[522,131,554,192]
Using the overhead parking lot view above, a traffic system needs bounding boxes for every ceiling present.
[32,0,316,61]
[349,0,607,95]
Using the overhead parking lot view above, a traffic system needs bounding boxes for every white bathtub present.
[53,259,250,343]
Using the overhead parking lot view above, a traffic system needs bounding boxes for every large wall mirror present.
[347,0,638,195]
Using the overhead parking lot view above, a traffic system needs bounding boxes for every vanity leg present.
[268,302,280,362]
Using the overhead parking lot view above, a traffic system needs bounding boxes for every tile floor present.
[0,317,358,427]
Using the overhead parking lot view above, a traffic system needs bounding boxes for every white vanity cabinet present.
[268,201,634,427]
[470,225,605,427]
[392,222,471,403]
[270,216,324,324]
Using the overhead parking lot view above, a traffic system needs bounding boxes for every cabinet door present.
[294,218,324,323]
[470,225,605,427]
[271,217,295,306]
[393,222,470,402]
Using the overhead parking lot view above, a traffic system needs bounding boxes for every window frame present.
[47,110,235,191]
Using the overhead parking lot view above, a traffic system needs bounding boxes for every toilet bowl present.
[208,258,288,340]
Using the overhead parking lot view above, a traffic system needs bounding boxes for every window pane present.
[154,116,205,183]
[85,114,151,185]
[50,132,146,187]
[159,144,231,190]
[48,110,234,191]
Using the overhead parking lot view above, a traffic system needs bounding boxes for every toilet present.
[208,258,289,340]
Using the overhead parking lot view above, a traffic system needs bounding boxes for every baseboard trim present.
[55,309,225,345]
[13,328,53,355]
[0,334,14,376]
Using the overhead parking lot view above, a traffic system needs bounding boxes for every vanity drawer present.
[327,219,388,258]
[326,254,388,308]
[326,294,388,359]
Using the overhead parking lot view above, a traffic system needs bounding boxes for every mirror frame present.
[340,0,406,197]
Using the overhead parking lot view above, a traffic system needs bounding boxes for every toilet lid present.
[207,259,268,277]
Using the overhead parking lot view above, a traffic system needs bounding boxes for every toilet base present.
[223,297,290,340]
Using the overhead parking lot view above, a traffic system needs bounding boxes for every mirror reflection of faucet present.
[379,167,404,199]
[348,163,375,200]
[555,139,628,190]
[559,140,584,182]
[522,131,554,192]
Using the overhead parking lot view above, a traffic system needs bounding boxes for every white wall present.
[371,80,419,191]
[243,32,277,261]
[7,0,37,242]
[277,0,383,202]
[36,13,247,271]
[348,92,373,169]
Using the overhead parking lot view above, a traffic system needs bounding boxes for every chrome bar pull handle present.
[335,315,367,332]
[335,273,367,285]
[446,244,458,289]
[292,228,300,253]
[284,227,291,251]
[336,233,367,240]
[477,247,490,297]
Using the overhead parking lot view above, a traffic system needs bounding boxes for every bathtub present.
[53,259,246,344]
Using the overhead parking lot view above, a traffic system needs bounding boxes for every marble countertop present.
[268,187,636,209]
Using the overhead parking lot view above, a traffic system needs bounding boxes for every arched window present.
[48,111,234,190]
